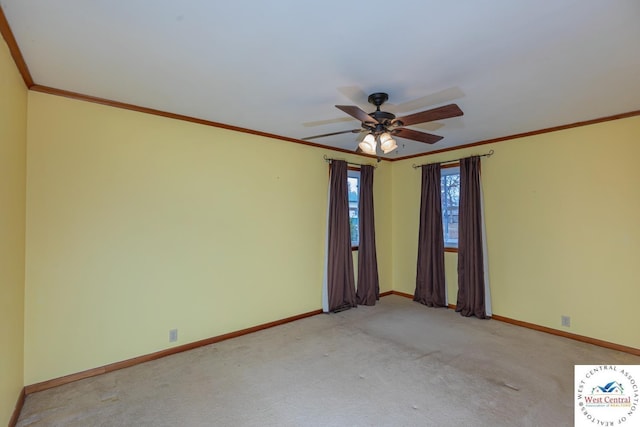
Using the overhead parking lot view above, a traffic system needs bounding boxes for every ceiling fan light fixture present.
[303,92,463,153]
[381,139,397,154]
[359,133,377,155]
[380,132,397,153]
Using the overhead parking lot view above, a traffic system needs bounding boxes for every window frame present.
[441,163,460,253]
[347,167,360,251]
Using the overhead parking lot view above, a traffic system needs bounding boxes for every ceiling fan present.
[302,92,463,155]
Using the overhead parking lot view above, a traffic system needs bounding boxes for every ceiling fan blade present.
[396,104,463,126]
[303,116,355,127]
[301,129,361,140]
[337,86,369,107]
[412,121,445,132]
[393,87,465,114]
[393,128,444,144]
[336,105,378,124]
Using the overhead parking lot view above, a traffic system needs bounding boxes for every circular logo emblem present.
[575,365,638,426]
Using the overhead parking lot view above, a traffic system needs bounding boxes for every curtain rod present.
[411,149,494,169]
[323,155,378,168]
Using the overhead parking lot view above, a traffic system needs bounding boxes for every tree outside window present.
[441,167,460,248]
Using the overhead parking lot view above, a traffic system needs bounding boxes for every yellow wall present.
[15,65,640,387]
[392,116,640,349]
[24,92,392,384]
[0,37,27,424]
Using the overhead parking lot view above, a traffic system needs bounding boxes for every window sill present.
[444,247,458,253]
[351,246,359,251]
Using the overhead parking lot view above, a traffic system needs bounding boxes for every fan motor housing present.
[366,92,396,127]
[368,92,389,107]
[370,110,395,123]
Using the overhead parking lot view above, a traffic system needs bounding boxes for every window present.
[347,169,360,248]
[441,166,460,249]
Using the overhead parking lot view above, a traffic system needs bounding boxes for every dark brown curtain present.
[456,156,487,318]
[327,160,357,312]
[414,164,447,307]
[356,165,379,305]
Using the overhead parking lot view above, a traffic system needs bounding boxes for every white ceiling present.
[2,1,639,159]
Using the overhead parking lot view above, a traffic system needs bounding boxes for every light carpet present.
[16,295,640,426]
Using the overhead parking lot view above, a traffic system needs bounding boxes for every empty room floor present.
[16,295,640,426]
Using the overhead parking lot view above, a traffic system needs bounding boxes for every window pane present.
[441,168,460,248]
[347,170,360,247]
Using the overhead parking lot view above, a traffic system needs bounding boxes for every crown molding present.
[0,4,33,87]
[391,109,640,162]
[3,4,639,163]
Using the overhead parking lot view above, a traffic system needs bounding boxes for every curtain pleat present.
[414,164,447,307]
[356,165,379,305]
[327,160,357,312]
[456,156,487,318]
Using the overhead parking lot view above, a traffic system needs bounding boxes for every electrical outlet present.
[561,316,570,328]
[169,329,178,342]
